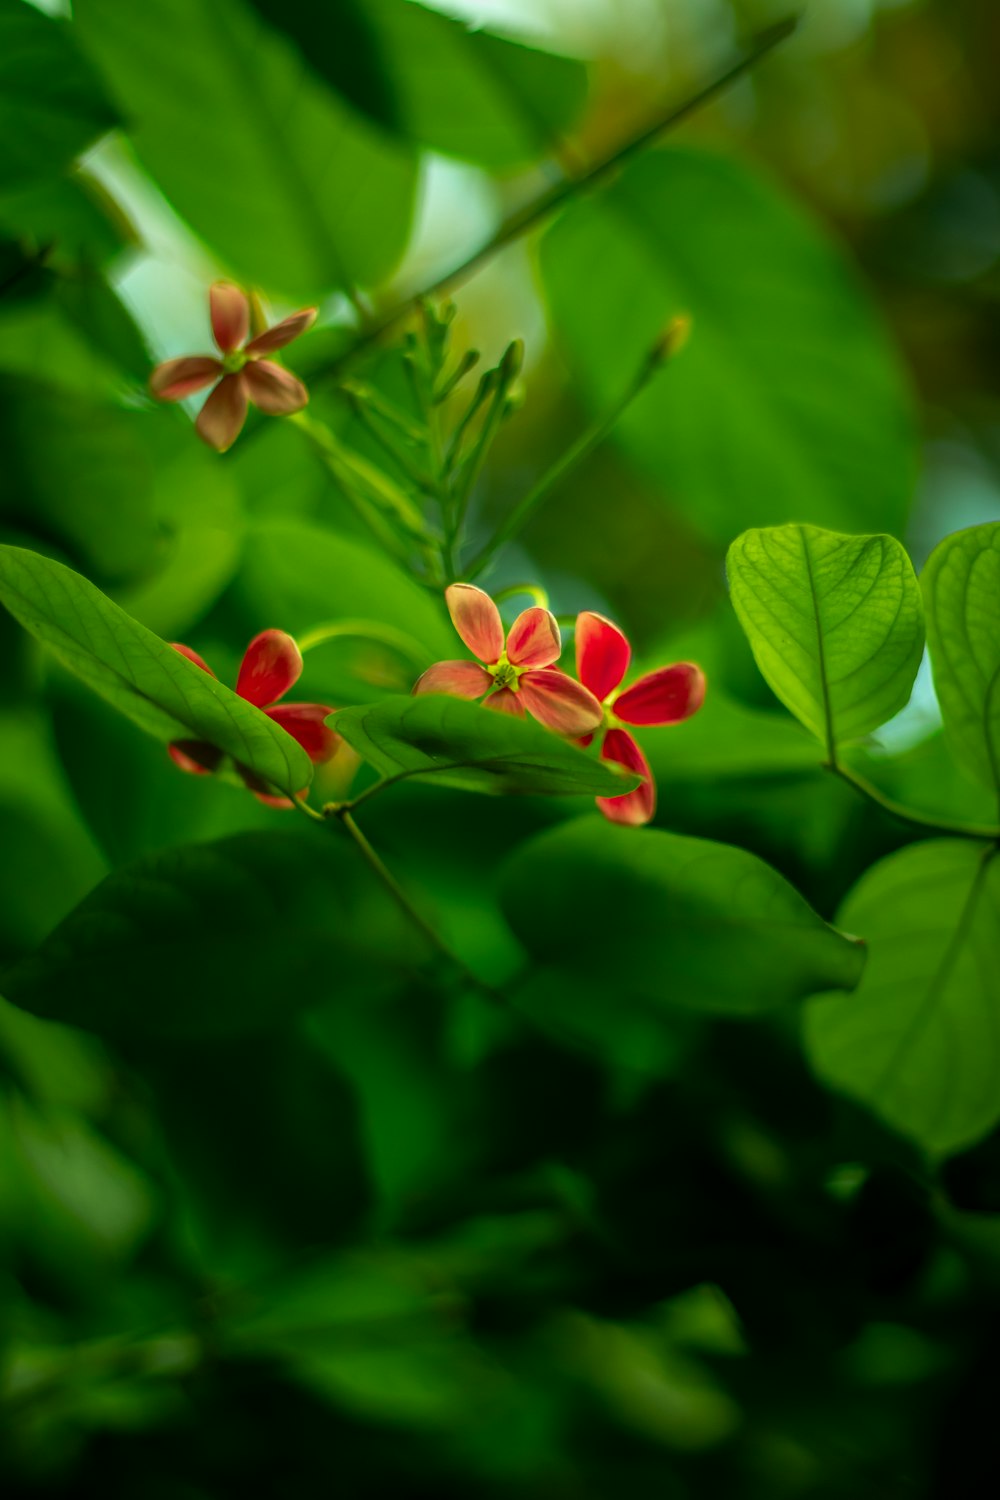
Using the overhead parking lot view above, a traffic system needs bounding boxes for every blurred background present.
[4,0,1000,1494]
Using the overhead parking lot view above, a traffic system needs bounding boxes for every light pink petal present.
[242,358,309,415]
[575,611,630,700]
[210,282,250,353]
[614,663,706,727]
[266,703,339,764]
[412,660,492,699]
[244,308,317,354]
[517,668,602,737]
[597,728,655,826]
[171,642,216,676]
[149,356,222,401]
[195,373,249,452]
[168,740,222,776]
[506,607,561,669]
[236,629,303,707]
[445,583,504,663]
[484,686,525,716]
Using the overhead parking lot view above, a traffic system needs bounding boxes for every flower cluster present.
[415,584,705,825]
[169,629,339,806]
[150,283,316,453]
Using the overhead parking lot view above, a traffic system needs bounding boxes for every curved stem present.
[297,618,429,673]
[335,810,503,1003]
[493,583,550,610]
[825,761,1000,843]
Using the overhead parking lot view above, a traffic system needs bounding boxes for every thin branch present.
[308,18,799,388]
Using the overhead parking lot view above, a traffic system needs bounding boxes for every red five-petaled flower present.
[169,629,339,807]
[414,583,602,737]
[576,611,705,826]
[149,283,317,453]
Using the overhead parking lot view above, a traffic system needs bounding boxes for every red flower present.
[149,282,317,453]
[575,611,705,826]
[413,584,602,737]
[168,629,339,807]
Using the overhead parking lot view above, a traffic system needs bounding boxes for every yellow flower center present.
[488,653,521,692]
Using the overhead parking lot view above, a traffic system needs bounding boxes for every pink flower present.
[413,583,602,737]
[168,629,339,807]
[149,282,317,453]
[575,611,705,826]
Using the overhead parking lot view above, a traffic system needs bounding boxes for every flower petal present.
[506,607,561,669]
[484,686,525,715]
[171,642,216,676]
[237,764,300,809]
[210,281,250,353]
[244,308,318,354]
[195,373,249,453]
[445,583,504,663]
[517,668,602,737]
[412,660,492,699]
[236,629,303,707]
[149,356,222,401]
[597,728,655,826]
[614,663,706,726]
[243,358,309,415]
[575,611,630,700]
[168,740,223,776]
[265,703,339,763]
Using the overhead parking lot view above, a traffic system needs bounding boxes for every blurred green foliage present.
[3,1,1000,1496]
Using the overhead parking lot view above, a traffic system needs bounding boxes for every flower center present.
[221,350,248,375]
[488,653,521,693]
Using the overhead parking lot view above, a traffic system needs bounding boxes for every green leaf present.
[1,831,414,1039]
[73,0,417,299]
[499,818,865,1014]
[805,841,1000,1155]
[249,0,587,169]
[727,524,924,754]
[230,518,452,703]
[0,0,118,191]
[923,522,1000,796]
[0,544,313,796]
[540,148,917,540]
[330,695,640,799]
[0,374,159,582]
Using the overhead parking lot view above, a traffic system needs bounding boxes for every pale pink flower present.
[414,583,602,738]
[150,282,317,452]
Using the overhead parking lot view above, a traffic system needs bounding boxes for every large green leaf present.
[73,0,417,299]
[727,524,924,754]
[499,818,865,1014]
[540,148,917,540]
[1,831,414,1039]
[0,0,118,191]
[923,522,1000,796]
[248,0,587,169]
[0,544,312,796]
[805,841,1000,1155]
[0,374,159,583]
[331,695,640,799]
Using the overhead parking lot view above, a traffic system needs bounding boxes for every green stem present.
[297,618,429,673]
[493,583,550,610]
[825,761,1000,843]
[465,337,673,580]
[334,809,503,1003]
[304,18,798,389]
